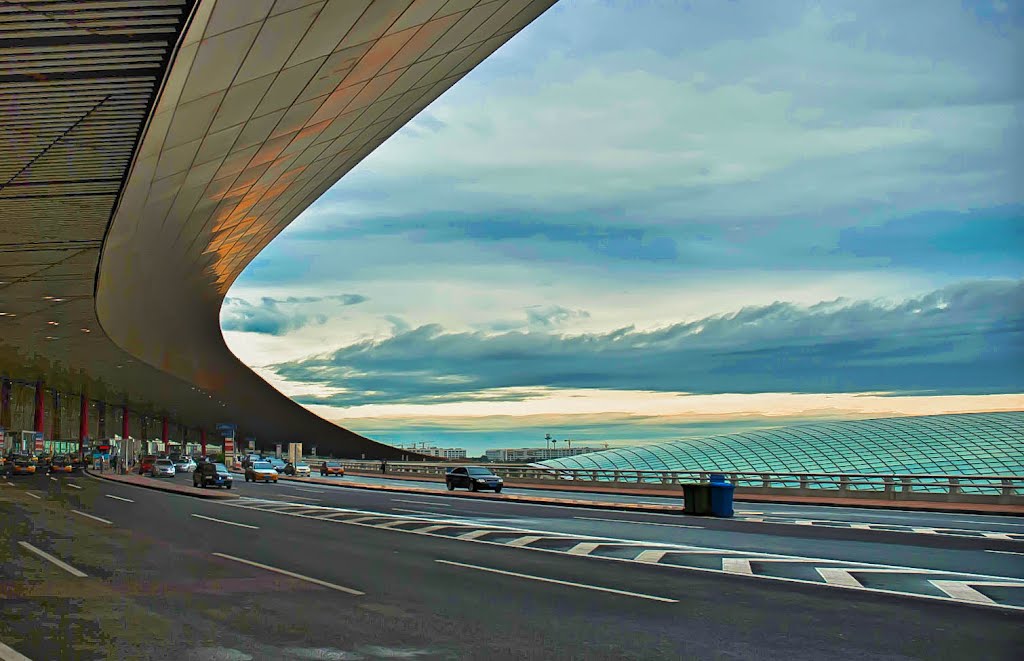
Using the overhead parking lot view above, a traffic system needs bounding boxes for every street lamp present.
[544,433,552,451]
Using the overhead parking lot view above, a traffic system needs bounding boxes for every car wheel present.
[469,482,477,492]
[446,481,454,491]
[226,484,232,489]
[494,487,502,494]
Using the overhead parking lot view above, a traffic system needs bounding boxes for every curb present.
[335,471,1023,517]
[85,469,240,500]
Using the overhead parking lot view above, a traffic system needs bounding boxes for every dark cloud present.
[221,294,367,335]
[272,279,1024,406]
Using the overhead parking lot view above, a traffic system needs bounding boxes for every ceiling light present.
[43,296,53,300]
[47,321,59,325]
[45,336,57,340]
[80,328,91,333]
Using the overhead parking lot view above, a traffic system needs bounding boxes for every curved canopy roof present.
[0,0,555,456]
[540,412,1024,477]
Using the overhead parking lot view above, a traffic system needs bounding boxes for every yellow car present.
[8,455,36,475]
[49,456,74,473]
[244,461,279,483]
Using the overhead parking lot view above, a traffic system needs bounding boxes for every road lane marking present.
[191,514,259,529]
[0,638,32,661]
[25,492,41,499]
[392,508,459,517]
[435,559,678,603]
[105,494,134,503]
[284,487,326,494]
[393,499,452,507]
[274,495,320,501]
[72,510,112,525]
[5,482,13,486]
[986,549,1024,556]
[49,477,57,482]
[66,483,82,489]
[18,541,87,577]
[211,553,363,595]
[574,516,703,529]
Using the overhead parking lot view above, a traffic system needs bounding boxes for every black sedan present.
[193,462,233,489]
[445,466,503,493]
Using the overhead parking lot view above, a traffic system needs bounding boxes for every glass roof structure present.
[539,412,1024,477]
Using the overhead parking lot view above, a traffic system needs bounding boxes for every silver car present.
[152,459,176,478]
[174,457,197,473]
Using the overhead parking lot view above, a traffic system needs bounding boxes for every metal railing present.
[319,459,1023,503]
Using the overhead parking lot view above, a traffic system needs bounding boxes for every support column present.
[122,405,129,439]
[51,390,61,441]
[79,393,89,455]
[34,381,44,435]
[97,401,106,438]
[200,428,207,457]
[1,378,11,431]
[161,416,169,453]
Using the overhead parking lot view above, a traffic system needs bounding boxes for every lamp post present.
[544,433,552,451]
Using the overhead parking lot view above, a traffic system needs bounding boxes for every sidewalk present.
[340,470,1024,516]
[86,469,239,500]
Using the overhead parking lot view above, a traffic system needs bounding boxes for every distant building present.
[484,447,603,463]
[397,444,467,460]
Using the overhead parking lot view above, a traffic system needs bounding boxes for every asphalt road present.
[1,470,1021,660]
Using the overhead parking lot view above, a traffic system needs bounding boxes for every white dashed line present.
[212,553,363,595]
[72,510,113,525]
[393,499,452,507]
[18,541,87,577]
[191,514,259,529]
[436,559,678,603]
[104,494,134,503]
[574,516,703,529]
[48,477,57,482]
[986,549,1024,556]
[25,492,41,499]
[66,483,82,489]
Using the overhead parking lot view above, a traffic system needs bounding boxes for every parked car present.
[138,455,157,475]
[282,462,310,476]
[319,461,345,477]
[152,459,176,478]
[245,461,279,483]
[174,456,197,473]
[193,462,233,489]
[446,466,503,492]
[49,455,74,473]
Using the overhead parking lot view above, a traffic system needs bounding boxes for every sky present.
[222,0,1024,455]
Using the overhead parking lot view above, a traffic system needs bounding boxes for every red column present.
[200,428,207,456]
[122,405,129,439]
[79,393,88,455]
[34,381,44,434]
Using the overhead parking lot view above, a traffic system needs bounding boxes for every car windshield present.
[467,467,494,476]
[156,460,173,466]
[253,462,272,469]
[296,463,308,468]
[326,462,341,467]
[214,464,229,473]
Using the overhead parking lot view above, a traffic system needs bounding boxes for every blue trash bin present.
[708,474,734,518]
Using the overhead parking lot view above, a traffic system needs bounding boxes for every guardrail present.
[312,459,1023,505]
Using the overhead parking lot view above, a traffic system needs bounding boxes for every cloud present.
[221,294,367,335]
[525,305,591,329]
[271,279,1024,406]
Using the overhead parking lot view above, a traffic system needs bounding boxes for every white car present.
[152,459,176,478]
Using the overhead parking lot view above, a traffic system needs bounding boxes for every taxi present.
[8,454,37,475]
[49,455,74,473]
[319,461,345,477]
[244,460,279,483]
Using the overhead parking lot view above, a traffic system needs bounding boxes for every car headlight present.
[475,478,485,483]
